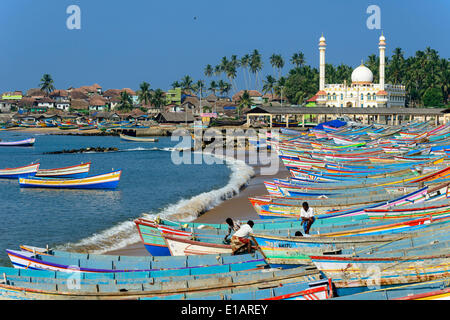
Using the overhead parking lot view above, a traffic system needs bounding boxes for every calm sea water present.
[0,131,233,266]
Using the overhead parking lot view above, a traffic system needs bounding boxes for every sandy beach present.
[106,158,289,256]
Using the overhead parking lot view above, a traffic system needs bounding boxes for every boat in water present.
[119,134,158,142]
[0,138,35,147]
[0,163,40,179]
[18,170,121,189]
[35,162,91,179]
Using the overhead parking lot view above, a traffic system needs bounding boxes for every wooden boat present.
[310,253,450,296]
[0,138,35,147]
[119,134,158,142]
[252,233,407,266]
[58,124,78,130]
[6,248,266,274]
[142,279,333,300]
[18,170,121,189]
[135,217,308,256]
[0,163,40,179]
[36,162,91,179]
[331,279,450,300]
[0,265,320,300]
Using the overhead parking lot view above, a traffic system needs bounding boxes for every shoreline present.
[106,158,288,256]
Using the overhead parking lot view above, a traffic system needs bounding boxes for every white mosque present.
[315,33,406,108]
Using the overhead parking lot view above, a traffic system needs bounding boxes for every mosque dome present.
[351,64,373,84]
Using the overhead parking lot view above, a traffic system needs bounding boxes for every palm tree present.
[209,80,218,95]
[262,75,277,97]
[204,64,213,78]
[240,54,251,90]
[180,75,194,94]
[290,52,305,68]
[194,80,205,98]
[40,74,55,95]
[218,80,231,98]
[250,49,262,91]
[171,81,181,89]
[138,82,152,106]
[150,89,165,110]
[238,90,252,119]
[118,91,133,111]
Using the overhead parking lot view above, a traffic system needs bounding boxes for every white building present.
[316,33,406,108]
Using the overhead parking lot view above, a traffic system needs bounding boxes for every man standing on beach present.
[230,220,254,255]
[224,218,241,244]
[300,202,315,234]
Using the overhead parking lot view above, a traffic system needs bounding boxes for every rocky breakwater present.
[44,147,119,154]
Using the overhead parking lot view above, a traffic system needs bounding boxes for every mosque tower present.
[379,32,386,91]
[319,34,326,91]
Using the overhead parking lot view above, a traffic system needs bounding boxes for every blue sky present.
[0,0,448,93]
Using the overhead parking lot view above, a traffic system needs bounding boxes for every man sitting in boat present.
[300,202,315,234]
[223,218,241,244]
[230,220,254,255]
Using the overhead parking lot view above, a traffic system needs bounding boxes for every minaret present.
[319,33,326,91]
[379,32,386,91]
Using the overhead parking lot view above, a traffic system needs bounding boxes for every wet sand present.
[106,159,288,256]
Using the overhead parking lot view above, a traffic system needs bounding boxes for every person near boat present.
[223,218,241,244]
[230,220,254,255]
[300,202,315,234]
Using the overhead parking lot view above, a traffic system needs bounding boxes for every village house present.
[70,99,89,112]
[155,112,194,124]
[0,100,16,113]
[232,90,263,106]
[88,95,108,111]
[2,91,23,100]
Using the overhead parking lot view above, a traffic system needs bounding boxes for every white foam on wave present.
[59,152,255,254]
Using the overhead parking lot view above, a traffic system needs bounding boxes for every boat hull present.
[18,170,121,189]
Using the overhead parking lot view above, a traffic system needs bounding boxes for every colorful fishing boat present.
[0,138,35,147]
[18,170,121,189]
[35,162,91,179]
[119,134,158,142]
[0,163,40,179]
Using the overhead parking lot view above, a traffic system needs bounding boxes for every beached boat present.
[18,170,121,189]
[0,264,319,300]
[0,138,35,147]
[6,247,267,274]
[119,134,158,142]
[310,253,450,296]
[0,163,40,179]
[35,162,91,179]
[331,279,450,300]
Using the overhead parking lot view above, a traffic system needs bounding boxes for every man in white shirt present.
[300,202,315,234]
[230,220,254,255]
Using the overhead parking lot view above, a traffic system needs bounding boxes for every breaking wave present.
[59,152,255,254]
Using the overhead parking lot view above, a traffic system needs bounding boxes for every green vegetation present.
[39,74,55,95]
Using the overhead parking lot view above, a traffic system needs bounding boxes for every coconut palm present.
[138,82,152,106]
[250,49,262,90]
[209,81,218,95]
[40,74,55,95]
[218,80,231,98]
[204,64,214,78]
[180,75,194,93]
[171,81,181,89]
[290,52,305,68]
[150,89,165,110]
[238,90,252,119]
[118,91,133,111]
[262,75,277,96]
[240,54,251,90]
